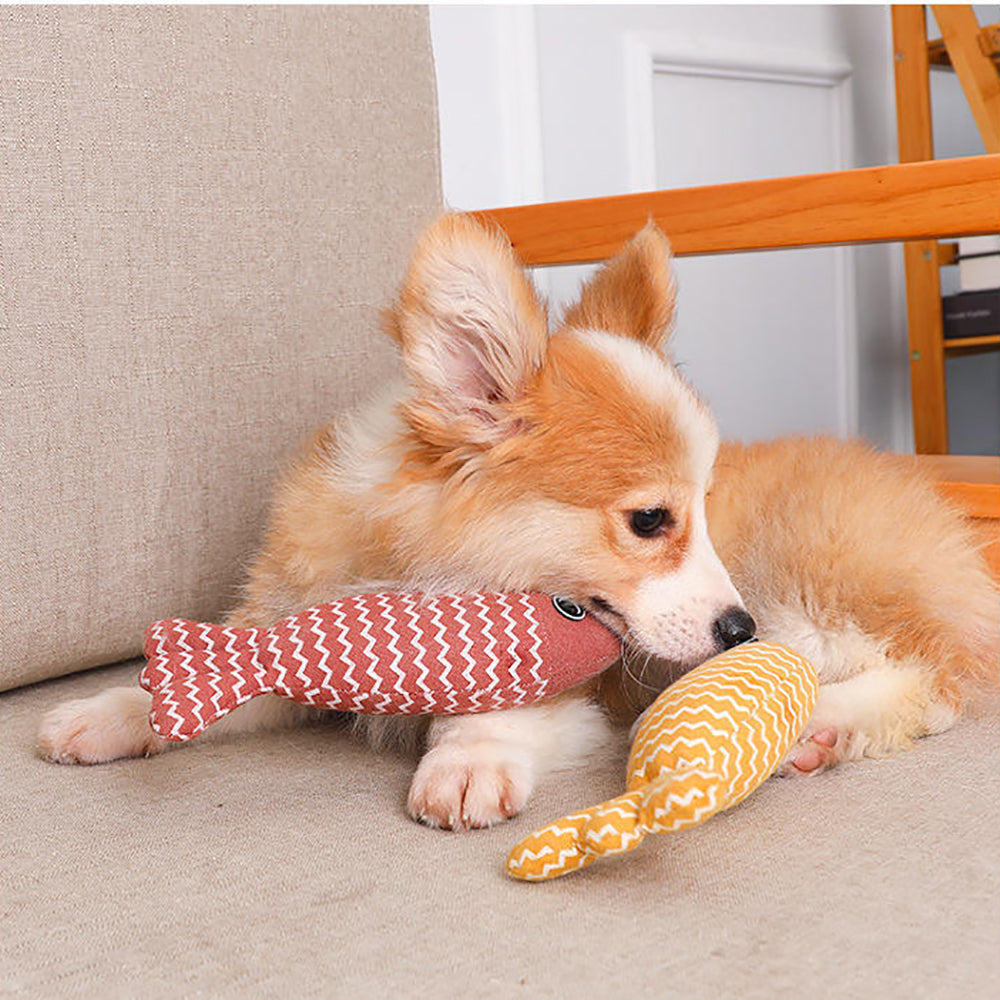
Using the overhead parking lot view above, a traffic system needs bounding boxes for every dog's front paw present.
[407,741,533,831]
[37,687,162,764]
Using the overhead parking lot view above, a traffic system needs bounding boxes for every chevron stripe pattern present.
[139,591,621,741]
[506,641,818,881]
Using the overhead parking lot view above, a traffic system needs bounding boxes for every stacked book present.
[943,236,1000,340]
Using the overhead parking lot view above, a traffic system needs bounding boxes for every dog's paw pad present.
[778,727,845,776]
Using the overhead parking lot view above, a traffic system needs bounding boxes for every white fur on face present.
[573,328,739,663]
[573,328,719,487]
[626,501,743,663]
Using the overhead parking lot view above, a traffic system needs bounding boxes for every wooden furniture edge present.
[927,21,1000,66]
[931,6,1000,153]
[917,455,1000,519]
[893,5,950,454]
[475,155,1000,266]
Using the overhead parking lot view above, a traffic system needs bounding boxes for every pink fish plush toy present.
[139,592,622,741]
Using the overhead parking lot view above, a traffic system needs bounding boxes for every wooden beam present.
[932,6,1000,153]
[927,21,1000,67]
[892,5,949,455]
[475,155,1000,267]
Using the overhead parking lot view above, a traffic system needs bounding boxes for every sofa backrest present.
[0,6,441,690]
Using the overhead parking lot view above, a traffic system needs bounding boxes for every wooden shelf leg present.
[892,5,950,454]
[902,241,949,454]
[931,5,1000,153]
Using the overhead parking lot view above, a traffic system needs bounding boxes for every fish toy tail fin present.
[139,619,270,741]
[507,765,729,882]
[506,789,647,882]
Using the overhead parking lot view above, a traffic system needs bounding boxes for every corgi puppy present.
[38,216,999,830]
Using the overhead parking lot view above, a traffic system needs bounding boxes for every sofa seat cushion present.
[3,664,999,997]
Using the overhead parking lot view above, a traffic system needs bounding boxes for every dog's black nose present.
[713,607,756,650]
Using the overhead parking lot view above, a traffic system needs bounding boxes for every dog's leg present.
[37,683,310,765]
[38,685,167,764]
[38,597,312,765]
[407,694,611,830]
[779,662,957,775]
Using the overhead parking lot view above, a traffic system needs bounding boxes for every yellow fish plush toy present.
[507,641,818,881]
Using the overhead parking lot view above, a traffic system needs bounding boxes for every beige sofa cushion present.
[0,6,441,690]
[3,659,1000,997]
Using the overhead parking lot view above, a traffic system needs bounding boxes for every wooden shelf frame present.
[927,21,1000,67]
[944,335,1000,355]
[932,6,1000,153]
[890,5,1000,453]
[476,155,1000,267]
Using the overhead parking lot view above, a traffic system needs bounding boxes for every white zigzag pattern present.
[283,611,313,701]
[450,596,479,709]
[428,597,458,714]
[306,605,340,709]
[231,625,261,709]
[507,844,589,882]
[471,593,505,712]
[263,624,287,707]
[495,594,525,706]
[177,620,206,737]
[646,778,720,832]
[399,594,432,711]
[630,719,737,780]
[147,621,186,738]
[507,844,588,881]
[200,622,228,724]
[582,824,645,854]
[353,596,385,712]
[519,593,545,699]
[629,681,808,797]
[328,599,359,709]
[628,647,813,779]
[376,592,412,713]
[508,641,817,879]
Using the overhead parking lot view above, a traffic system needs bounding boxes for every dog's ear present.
[387,214,548,448]
[561,223,676,352]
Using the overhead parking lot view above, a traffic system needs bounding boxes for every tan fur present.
[707,437,999,704]
[39,214,999,825]
[562,224,677,351]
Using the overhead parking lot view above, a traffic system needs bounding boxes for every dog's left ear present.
[561,223,676,352]
[387,214,548,448]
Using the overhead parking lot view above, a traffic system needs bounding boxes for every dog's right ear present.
[386,214,548,449]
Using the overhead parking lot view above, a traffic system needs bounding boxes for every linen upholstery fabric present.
[3,661,999,998]
[0,5,441,690]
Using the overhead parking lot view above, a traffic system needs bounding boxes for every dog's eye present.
[628,507,673,538]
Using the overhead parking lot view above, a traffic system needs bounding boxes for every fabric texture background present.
[3,660,999,998]
[0,5,441,690]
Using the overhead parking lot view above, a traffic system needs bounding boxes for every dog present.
[38,215,999,830]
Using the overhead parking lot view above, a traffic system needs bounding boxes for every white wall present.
[430,5,997,454]
[430,6,544,211]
